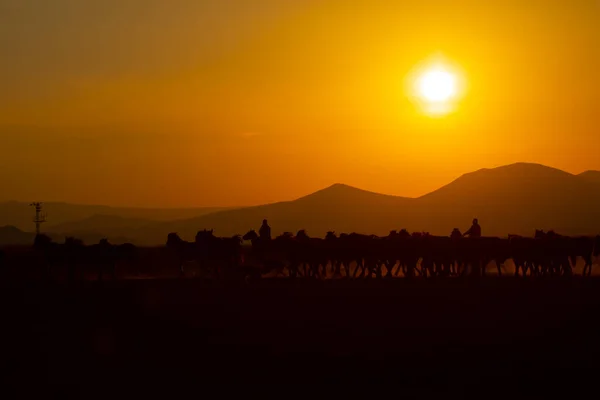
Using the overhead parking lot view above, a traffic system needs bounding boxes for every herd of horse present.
[238,228,600,279]
[1,228,599,281]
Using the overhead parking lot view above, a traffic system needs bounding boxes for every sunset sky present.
[1,1,598,208]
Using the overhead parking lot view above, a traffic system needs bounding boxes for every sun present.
[418,69,457,103]
[406,56,466,117]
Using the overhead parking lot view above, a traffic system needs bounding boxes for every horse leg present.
[362,263,370,279]
[352,261,360,279]
[583,259,592,277]
[402,263,410,277]
[385,261,393,278]
[334,261,342,277]
[584,256,592,277]
[524,261,531,277]
[398,262,405,277]
[344,260,350,277]
[288,262,297,278]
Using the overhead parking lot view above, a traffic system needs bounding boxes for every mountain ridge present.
[577,170,600,185]
[0,202,232,232]
[160,162,600,241]
[2,162,600,245]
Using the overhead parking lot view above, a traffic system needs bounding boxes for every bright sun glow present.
[406,56,466,117]
[418,69,457,102]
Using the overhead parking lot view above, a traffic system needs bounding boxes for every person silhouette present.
[259,219,272,241]
[463,218,482,238]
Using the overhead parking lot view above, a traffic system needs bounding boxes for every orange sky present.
[1,0,599,208]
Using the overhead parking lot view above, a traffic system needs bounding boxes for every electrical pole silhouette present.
[29,202,47,235]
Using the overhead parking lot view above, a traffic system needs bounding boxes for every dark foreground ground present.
[2,277,600,398]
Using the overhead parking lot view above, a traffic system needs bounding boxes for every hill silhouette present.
[162,163,600,241]
[577,170,600,185]
[0,226,37,246]
[416,163,600,235]
[145,184,414,243]
[2,163,600,245]
[49,214,155,236]
[0,225,134,247]
[0,202,230,232]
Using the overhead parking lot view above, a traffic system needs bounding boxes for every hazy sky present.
[1,0,598,207]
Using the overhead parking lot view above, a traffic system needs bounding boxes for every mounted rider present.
[259,219,272,241]
[463,218,482,238]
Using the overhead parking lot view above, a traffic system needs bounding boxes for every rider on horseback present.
[463,218,482,238]
[259,219,272,241]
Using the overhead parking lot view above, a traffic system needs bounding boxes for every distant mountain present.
[416,163,600,236]
[0,224,134,247]
[0,202,230,232]
[577,170,600,185]
[46,214,147,245]
[2,163,600,246]
[49,214,156,235]
[161,163,600,241]
[150,184,414,242]
[0,226,37,246]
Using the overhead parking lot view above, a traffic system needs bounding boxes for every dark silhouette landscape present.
[3,163,600,396]
[2,163,599,246]
[2,1,600,397]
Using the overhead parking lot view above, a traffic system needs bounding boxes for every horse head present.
[296,229,309,240]
[274,232,294,243]
[451,228,462,239]
[167,232,183,246]
[325,231,337,240]
[546,230,563,239]
[398,229,410,238]
[243,230,259,242]
[195,229,215,243]
[33,234,53,248]
[231,235,243,245]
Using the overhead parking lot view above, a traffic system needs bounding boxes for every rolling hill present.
[151,184,415,243]
[0,202,230,232]
[49,214,156,235]
[577,170,600,185]
[0,226,38,246]
[2,163,600,245]
[0,225,134,247]
[161,163,600,241]
[415,163,600,236]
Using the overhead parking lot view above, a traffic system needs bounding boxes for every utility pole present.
[29,202,47,235]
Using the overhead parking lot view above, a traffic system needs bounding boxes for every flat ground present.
[2,277,599,398]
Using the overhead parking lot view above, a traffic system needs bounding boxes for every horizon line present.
[1,162,598,210]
